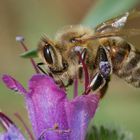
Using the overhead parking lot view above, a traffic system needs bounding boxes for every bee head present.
[38,37,69,74]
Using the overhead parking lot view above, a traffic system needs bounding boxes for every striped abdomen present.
[114,44,140,87]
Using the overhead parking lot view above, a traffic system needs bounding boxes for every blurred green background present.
[0,0,140,139]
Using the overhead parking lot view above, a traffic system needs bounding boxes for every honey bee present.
[36,11,140,95]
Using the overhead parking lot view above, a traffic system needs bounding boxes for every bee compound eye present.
[43,45,54,64]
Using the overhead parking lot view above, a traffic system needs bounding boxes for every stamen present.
[77,52,89,94]
[14,113,35,140]
[16,36,40,74]
[73,75,78,98]
[0,121,6,131]
[0,112,14,130]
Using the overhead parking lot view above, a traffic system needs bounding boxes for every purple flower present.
[1,74,100,140]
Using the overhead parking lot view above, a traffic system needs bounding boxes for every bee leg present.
[37,62,47,74]
[96,46,112,78]
[85,72,106,94]
[85,46,112,96]
[97,46,112,97]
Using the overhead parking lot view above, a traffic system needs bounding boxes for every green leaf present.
[86,125,133,140]
[83,0,140,27]
[20,48,38,58]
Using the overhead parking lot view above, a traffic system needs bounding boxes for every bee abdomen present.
[116,45,140,87]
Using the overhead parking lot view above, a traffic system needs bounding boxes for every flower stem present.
[73,75,78,98]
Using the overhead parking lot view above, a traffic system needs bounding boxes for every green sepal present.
[20,48,38,58]
[86,125,133,140]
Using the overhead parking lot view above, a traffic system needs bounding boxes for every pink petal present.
[2,74,100,140]
[65,94,99,140]
[24,74,99,140]
[25,74,70,139]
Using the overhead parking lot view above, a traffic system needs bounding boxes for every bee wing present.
[95,11,140,33]
[77,11,140,42]
[79,28,140,42]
